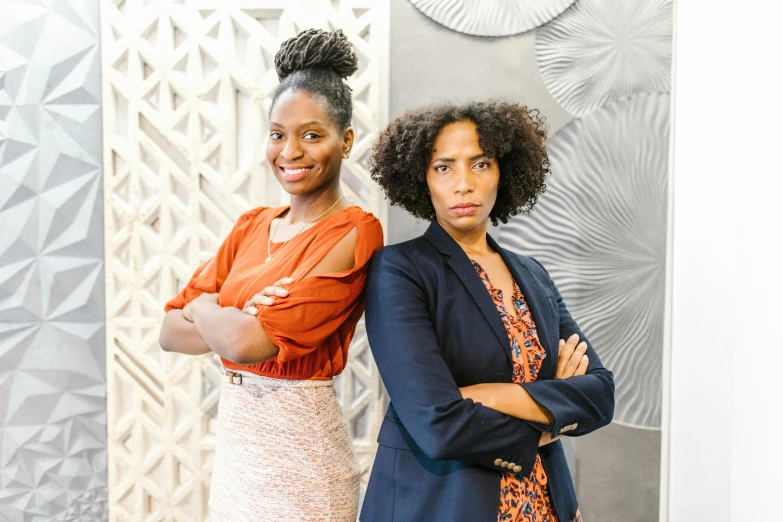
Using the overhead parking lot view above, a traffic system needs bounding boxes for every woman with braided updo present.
[361,101,614,521]
[158,29,383,520]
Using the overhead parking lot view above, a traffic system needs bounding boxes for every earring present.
[342,152,350,159]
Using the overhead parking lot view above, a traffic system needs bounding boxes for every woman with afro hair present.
[361,101,614,522]
[159,29,383,520]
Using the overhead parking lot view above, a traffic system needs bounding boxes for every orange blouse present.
[164,205,384,380]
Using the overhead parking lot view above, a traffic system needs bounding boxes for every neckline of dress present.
[267,204,359,245]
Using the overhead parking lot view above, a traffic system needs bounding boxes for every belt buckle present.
[226,371,242,385]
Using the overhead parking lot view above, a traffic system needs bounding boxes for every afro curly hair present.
[370,100,550,226]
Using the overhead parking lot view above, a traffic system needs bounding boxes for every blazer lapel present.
[489,235,559,379]
[447,254,514,366]
[425,222,513,366]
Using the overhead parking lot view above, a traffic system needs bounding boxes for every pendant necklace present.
[266,196,345,263]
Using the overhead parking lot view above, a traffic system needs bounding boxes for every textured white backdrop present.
[409,0,577,37]
[536,0,673,117]
[501,93,670,429]
[0,1,108,520]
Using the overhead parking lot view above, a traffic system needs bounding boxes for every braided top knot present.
[275,29,359,82]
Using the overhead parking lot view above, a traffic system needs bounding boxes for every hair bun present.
[275,29,359,82]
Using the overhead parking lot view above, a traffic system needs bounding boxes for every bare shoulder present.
[304,227,358,279]
[330,226,358,266]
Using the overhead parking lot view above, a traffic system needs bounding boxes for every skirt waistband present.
[221,369,334,388]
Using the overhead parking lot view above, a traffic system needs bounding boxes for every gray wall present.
[0,1,107,520]
[388,1,669,520]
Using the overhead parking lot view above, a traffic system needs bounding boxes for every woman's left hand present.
[242,277,294,315]
[182,292,219,321]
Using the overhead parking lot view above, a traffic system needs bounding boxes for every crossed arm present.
[459,334,590,445]
[459,262,615,440]
[159,292,281,364]
[159,228,357,364]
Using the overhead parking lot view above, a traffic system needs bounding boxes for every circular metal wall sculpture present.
[536,0,673,116]
[499,93,670,429]
[410,0,577,37]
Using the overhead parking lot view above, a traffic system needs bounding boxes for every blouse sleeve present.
[163,208,263,312]
[257,214,384,364]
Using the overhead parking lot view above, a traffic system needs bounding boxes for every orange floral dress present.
[471,261,582,522]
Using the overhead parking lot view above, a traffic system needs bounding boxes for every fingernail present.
[248,307,257,315]
[570,333,579,340]
[559,339,565,346]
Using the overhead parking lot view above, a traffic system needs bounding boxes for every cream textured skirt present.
[208,369,360,522]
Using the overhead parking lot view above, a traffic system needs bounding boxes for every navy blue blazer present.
[360,221,615,522]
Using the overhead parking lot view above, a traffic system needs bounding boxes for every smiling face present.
[426,120,500,234]
[266,89,354,196]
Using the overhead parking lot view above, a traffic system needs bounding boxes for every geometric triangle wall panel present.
[0,0,107,520]
[100,1,390,520]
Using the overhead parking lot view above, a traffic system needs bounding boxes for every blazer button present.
[494,459,503,467]
[501,461,510,468]
[507,462,516,470]
[559,423,577,434]
[513,465,522,473]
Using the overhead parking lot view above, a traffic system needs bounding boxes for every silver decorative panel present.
[536,0,672,116]
[100,1,389,519]
[410,0,576,37]
[499,93,670,429]
[0,0,107,521]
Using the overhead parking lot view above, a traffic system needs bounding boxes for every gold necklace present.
[266,196,346,263]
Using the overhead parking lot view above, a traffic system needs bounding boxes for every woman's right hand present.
[541,335,587,444]
[555,333,589,379]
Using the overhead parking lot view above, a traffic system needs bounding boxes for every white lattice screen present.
[100,1,389,519]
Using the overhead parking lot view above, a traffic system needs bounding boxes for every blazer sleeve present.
[366,246,542,474]
[520,258,616,437]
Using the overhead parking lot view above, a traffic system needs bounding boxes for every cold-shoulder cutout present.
[302,226,357,280]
